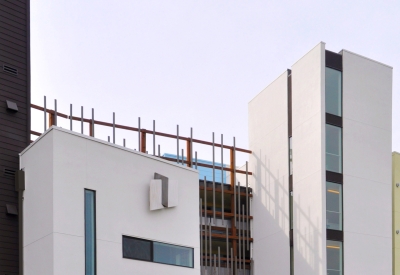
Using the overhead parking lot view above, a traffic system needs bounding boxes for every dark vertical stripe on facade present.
[287,69,294,275]
[0,0,31,274]
[325,50,344,275]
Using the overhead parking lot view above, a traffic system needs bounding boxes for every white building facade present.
[20,127,200,275]
[17,43,393,275]
[249,42,392,275]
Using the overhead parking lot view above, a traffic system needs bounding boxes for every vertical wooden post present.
[89,122,94,137]
[140,132,146,153]
[230,148,237,273]
[186,140,192,167]
[48,113,54,127]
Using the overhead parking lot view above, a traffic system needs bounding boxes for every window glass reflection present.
[85,190,96,275]
[326,182,342,230]
[123,237,152,261]
[326,68,342,116]
[153,242,193,267]
[326,124,342,173]
[327,240,343,275]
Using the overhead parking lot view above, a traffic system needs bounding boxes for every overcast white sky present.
[30,0,400,165]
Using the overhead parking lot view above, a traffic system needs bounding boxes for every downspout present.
[15,169,25,275]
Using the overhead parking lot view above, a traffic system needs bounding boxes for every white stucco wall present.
[342,50,392,274]
[291,42,326,275]
[21,127,200,275]
[248,70,290,275]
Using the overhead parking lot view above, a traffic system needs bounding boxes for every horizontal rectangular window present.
[154,242,193,267]
[123,237,152,261]
[123,236,193,268]
[326,124,342,173]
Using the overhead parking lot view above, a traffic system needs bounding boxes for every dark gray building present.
[0,1,31,274]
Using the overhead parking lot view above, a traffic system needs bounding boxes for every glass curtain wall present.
[325,63,343,275]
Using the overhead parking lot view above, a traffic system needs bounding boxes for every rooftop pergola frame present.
[30,98,254,275]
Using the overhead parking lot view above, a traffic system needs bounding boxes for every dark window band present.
[326,171,343,184]
[327,229,343,242]
[122,235,194,268]
[326,113,342,127]
[325,50,342,71]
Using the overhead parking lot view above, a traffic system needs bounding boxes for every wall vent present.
[3,65,18,76]
[4,168,16,178]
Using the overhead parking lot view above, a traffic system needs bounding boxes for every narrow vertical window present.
[289,137,293,175]
[85,189,96,275]
[289,191,293,230]
[290,246,294,275]
[326,182,342,230]
[327,240,343,275]
[326,125,342,173]
[325,68,342,117]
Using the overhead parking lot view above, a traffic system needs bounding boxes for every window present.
[290,246,294,275]
[123,236,194,268]
[326,182,342,230]
[326,124,342,173]
[85,189,96,275]
[153,242,193,267]
[327,240,343,275]
[325,68,342,117]
[123,237,152,261]
[290,191,293,230]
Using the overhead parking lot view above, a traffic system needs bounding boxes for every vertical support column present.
[138,117,141,151]
[140,131,146,153]
[89,108,94,137]
[44,96,47,131]
[230,147,237,270]
[48,112,54,127]
[186,140,192,168]
[54,99,57,126]
[200,198,203,274]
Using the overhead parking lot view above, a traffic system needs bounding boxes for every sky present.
[30,0,400,165]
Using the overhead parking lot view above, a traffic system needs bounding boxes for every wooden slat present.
[200,186,252,197]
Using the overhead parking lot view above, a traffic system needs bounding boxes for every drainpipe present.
[15,169,25,275]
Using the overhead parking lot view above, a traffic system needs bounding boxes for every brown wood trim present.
[30,104,252,154]
[202,255,252,264]
[326,113,342,127]
[161,156,253,175]
[200,186,253,197]
[140,132,146,153]
[30,130,41,136]
[201,210,253,220]
[326,171,343,184]
[327,229,343,241]
[201,231,253,242]
[186,140,191,168]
